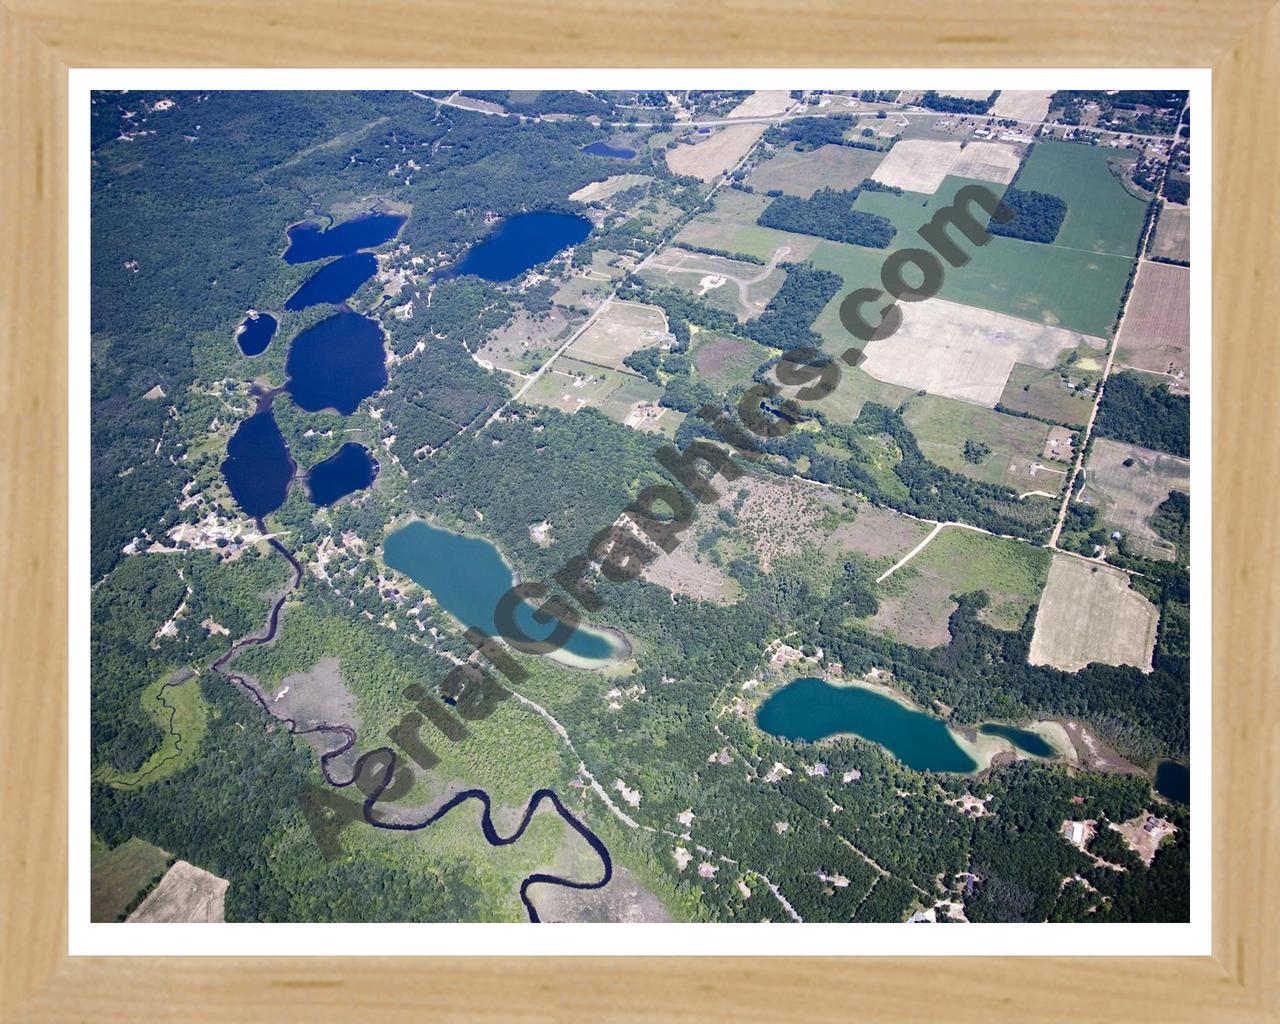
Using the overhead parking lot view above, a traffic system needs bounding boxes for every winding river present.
[210,534,611,921]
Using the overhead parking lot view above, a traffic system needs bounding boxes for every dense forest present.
[1095,371,1191,457]
[757,187,897,248]
[988,187,1068,244]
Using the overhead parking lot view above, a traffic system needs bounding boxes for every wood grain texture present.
[1,1,1276,1020]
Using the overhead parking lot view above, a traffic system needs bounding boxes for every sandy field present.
[859,297,1104,407]
[567,300,669,369]
[126,860,228,923]
[1116,261,1191,390]
[569,173,650,203]
[1028,556,1159,673]
[872,138,1021,194]
[1082,438,1190,561]
[990,90,1053,122]
[727,90,795,119]
[666,124,766,182]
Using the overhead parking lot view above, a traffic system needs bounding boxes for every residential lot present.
[565,299,670,370]
[638,246,787,321]
[1029,555,1159,673]
[1081,437,1191,561]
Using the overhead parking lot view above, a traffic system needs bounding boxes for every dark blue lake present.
[283,211,406,264]
[221,408,294,518]
[582,141,637,159]
[284,253,378,311]
[383,520,625,665]
[307,443,378,506]
[442,211,592,283]
[236,312,277,357]
[1155,760,1190,806]
[285,311,387,415]
[978,723,1056,757]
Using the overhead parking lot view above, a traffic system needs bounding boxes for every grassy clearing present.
[692,333,774,392]
[91,836,170,922]
[747,143,885,198]
[93,672,208,790]
[873,526,1052,641]
[899,393,1057,491]
[1082,437,1190,561]
[674,189,819,262]
[998,357,1100,427]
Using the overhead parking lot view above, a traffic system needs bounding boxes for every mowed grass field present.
[998,355,1101,428]
[1013,141,1149,257]
[566,300,668,370]
[674,189,820,262]
[91,836,170,922]
[899,393,1063,491]
[864,526,1051,647]
[747,143,886,198]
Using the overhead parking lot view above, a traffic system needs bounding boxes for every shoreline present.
[381,516,634,671]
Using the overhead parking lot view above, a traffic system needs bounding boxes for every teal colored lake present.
[755,677,978,772]
[383,521,622,663]
[978,723,1055,757]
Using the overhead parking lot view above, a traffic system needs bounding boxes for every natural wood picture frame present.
[2,2,1276,1019]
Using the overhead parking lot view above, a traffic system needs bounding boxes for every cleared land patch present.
[675,188,820,262]
[566,300,670,369]
[523,355,679,437]
[1082,438,1190,561]
[990,90,1053,122]
[1115,262,1191,391]
[1029,555,1159,672]
[865,526,1052,648]
[126,860,229,923]
[747,143,886,198]
[692,332,775,391]
[727,90,795,118]
[638,247,787,321]
[91,837,170,922]
[1151,202,1190,264]
[666,124,766,182]
[569,173,650,204]
[858,296,1104,407]
[477,307,582,375]
[872,139,1019,194]
[900,392,1064,492]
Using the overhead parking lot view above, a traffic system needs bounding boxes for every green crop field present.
[1013,141,1148,257]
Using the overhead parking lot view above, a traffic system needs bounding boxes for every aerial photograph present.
[88,87,1193,927]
